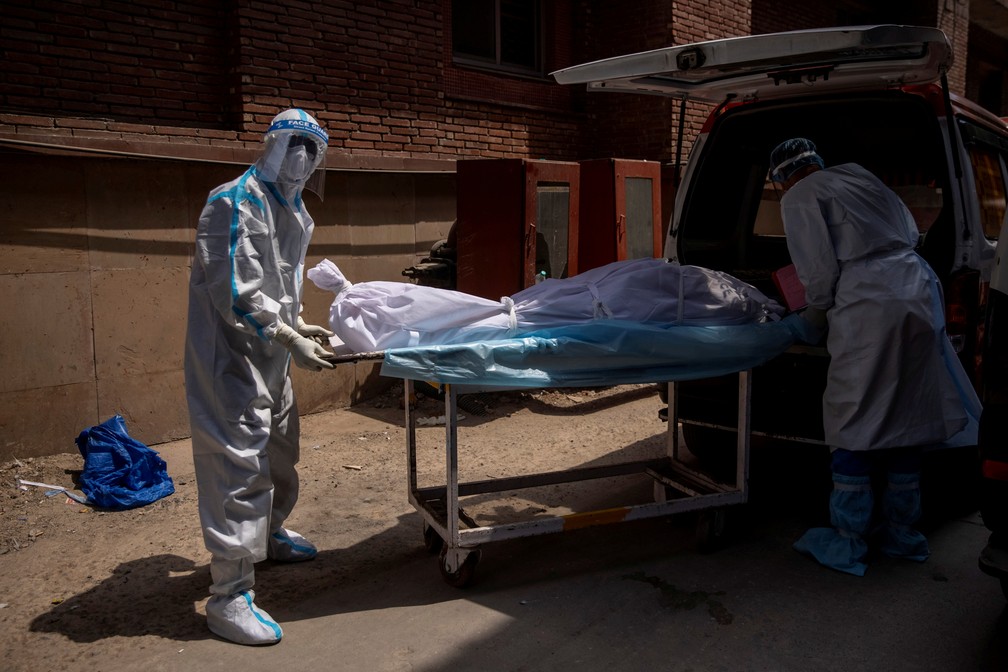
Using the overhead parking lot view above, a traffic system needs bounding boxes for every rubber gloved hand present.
[273,323,334,370]
[297,315,335,345]
[784,307,827,344]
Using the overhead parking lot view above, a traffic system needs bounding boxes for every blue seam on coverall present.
[262,179,290,209]
[219,167,269,340]
[261,180,306,303]
[256,177,306,352]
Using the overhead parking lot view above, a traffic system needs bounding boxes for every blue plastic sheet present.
[75,415,175,510]
[380,314,803,388]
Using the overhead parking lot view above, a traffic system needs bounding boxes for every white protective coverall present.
[782,163,976,450]
[307,256,785,354]
[184,109,332,645]
[781,160,981,576]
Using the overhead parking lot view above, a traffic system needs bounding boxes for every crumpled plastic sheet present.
[380,314,804,388]
[75,415,175,510]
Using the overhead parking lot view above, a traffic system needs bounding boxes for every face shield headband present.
[770,150,824,183]
[267,117,329,146]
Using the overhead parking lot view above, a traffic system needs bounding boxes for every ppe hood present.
[551,25,952,103]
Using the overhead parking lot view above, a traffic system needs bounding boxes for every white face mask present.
[279,145,312,183]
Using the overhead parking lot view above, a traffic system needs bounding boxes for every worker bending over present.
[770,137,979,576]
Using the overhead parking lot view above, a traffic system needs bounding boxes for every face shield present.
[256,109,329,201]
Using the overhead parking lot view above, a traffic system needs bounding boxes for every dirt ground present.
[0,383,679,668]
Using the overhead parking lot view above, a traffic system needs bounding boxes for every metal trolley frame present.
[402,372,753,586]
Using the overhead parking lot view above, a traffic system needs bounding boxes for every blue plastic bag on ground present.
[75,415,175,510]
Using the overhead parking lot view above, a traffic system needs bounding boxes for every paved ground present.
[110,485,1008,672]
[6,388,1007,671]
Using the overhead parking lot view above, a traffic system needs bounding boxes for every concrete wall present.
[0,150,455,460]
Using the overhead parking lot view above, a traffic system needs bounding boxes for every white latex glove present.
[297,315,335,345]
[273,323,334,371]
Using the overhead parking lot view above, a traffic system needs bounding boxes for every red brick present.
[0,0,986,163]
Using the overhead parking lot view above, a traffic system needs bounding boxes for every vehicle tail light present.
[947,303,969,345]
[982,459,1008,482]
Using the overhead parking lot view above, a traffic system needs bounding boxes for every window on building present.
[452,0,543,77]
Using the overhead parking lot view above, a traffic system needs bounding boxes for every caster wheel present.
[696,508,728,553]
[423,523,444,555]
[438,547,481,588]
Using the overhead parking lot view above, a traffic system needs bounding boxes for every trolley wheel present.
[422,522,444,555]
[438,547,481,588]
[696,508,729,553]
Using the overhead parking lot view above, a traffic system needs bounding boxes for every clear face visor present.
[290,134,327,202]
[259,124,329,201]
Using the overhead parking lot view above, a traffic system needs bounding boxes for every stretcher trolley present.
[405,376,751,587]
[341,316,802,586]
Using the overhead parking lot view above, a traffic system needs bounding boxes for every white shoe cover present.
[268,528,317,562]
[206,590,283,645]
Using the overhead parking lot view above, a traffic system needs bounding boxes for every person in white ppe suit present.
[185,108,335,645]
[770,138,980,576]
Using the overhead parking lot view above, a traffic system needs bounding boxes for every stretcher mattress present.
[380,314,804,388]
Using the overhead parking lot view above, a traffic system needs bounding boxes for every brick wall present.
[751,0,968,95]
[671,0,752,159]
[968,22,1008,116]
[0,0,586,160]
[575,0,676,162]
[573,0,751,163]
[751,0,836,33]
[0,0,234,127]
[937,0,970,96]
[0,0,992,163]
[752,0,944,36]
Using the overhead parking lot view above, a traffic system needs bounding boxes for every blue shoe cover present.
[794,472,872,576]
[880,527,930,562]
[268,528,317,562]
[206,589,282,646]
[879,472,929,561]
[793,527,869,576]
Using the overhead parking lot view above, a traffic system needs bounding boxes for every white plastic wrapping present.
[307,257,784,354]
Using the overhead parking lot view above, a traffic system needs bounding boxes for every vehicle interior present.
[675,90,953,299]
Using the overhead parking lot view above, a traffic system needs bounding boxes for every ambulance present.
[553,26,1008,492]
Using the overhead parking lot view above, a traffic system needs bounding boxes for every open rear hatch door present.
[551,25,951,103]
